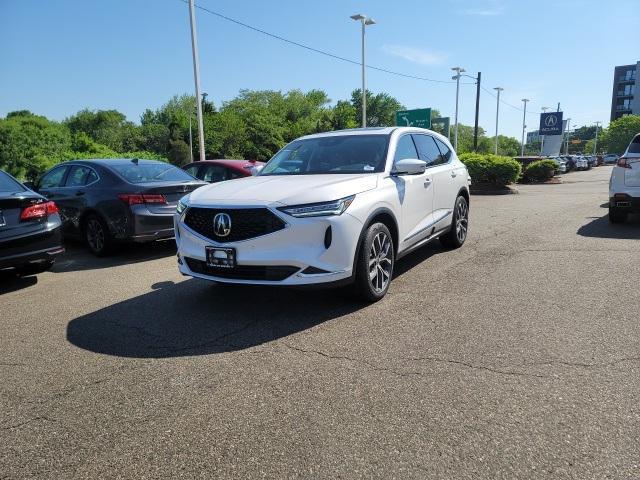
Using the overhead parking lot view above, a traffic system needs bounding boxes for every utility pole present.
[473,72,481,152]
[540,106,549,156]
[520,98,529,156]
[594,121,601,154]
[451,67,465,150]
[493,87,503,155]
[351,14,375,128]
[188,0,206,162]
[188,113,193,163]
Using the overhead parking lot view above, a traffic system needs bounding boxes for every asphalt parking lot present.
[1,166,639,479]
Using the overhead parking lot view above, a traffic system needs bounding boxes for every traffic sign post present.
[539,112,563,136]
[395,108,431,128]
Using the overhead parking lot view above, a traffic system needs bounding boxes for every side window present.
[85,168,99,185]
[227,169,241,179]
[184,165,199,178]
[412,135,442,166]
[39,166,67,189]
[65,166,95,187]
[202,165,228,183]
[434,138,453,164]
[393,135,419,163]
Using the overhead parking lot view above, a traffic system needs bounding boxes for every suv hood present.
[188,174,379,206]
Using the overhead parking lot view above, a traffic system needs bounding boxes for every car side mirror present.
[251,165,264,176]
[392,159,427,176]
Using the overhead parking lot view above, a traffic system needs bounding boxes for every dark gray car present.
[29,159,206,255]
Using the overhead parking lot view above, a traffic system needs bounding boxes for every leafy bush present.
[458,153,521,186]
[524,159,557,182]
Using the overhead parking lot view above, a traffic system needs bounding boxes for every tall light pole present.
[593,121,601,154]
[451,67,465,150]
[539,106,549,156]
[188,0,206,161]
[493,87,503,155]
[520,98,529,156]
[564,117,571,155]
[351,14,376,128]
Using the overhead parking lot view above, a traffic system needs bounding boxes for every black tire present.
[609,207,627,224]
[16,260,54,277]
[84,214,113,256]
[440,195,469,249]
[353,222,394,302]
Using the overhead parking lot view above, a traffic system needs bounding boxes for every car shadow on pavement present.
[53,240,177,273]
[577,214,640,239]
[66,279,365,358]
[0,273,38,294]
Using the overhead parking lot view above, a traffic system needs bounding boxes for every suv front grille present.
[183,207,286,243]
[185,258,299,281]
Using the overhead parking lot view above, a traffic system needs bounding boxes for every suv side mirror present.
[392,159,427,176]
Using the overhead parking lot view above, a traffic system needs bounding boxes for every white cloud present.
[381,45,447,66]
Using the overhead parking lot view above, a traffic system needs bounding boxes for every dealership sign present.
[539,112,563,135]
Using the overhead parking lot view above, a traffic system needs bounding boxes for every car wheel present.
[84,214,113,256]
[608,207,627,224]
[440,195,469,249]
[16,260,54,277]
[353,222,394,302]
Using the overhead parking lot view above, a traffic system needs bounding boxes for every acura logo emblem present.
[544,115,558,127]
[213,212,231,237]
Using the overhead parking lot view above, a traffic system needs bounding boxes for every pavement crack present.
[406,356,547,378]
[1,415,55,431]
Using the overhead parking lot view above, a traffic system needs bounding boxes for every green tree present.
[493,135,521,157]
[65,109,138,152]
[600,115,640,154]
[351,89,404,127]
[0,112,71,180]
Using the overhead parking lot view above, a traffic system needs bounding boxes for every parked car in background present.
[586,155,598,168]
[609,133,640,223]
[0,169,64,276]
[603,154,619,164]
[28,159,206,255]
[550,157,568,173]
[175,127,471,302]
[560,155,576,171]
[182,159,265,183]
[575,156,590,170]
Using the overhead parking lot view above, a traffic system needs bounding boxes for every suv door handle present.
[75,190,85,196]
[423,178,432,188]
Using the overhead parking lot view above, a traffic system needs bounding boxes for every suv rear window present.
[0,171,26,193]
[628,135,640,154]
[110,162,195,183]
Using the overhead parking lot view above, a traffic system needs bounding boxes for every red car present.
[182,159,265,183]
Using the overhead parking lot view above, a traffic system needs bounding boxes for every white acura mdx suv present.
[175,127,471,301]
[609,132,640,223]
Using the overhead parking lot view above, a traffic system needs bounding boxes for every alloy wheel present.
[86,219,105,252]
[368,231,392,293]
[455,200,469,243]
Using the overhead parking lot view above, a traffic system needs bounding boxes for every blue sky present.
[1,0,638,139]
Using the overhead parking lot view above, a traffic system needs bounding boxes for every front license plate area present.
[206,247,236,269]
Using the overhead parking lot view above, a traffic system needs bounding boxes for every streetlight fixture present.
[188,0,206,162]
[594,121,601,154]
[521,98,529,156]
[451,67,465,150]
[493,87,503,155]
[351,14,376,128]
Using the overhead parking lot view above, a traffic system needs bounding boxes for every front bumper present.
[175,207,363,286]
[0,224,64,270]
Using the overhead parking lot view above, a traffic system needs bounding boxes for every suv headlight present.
[177,196,190,214]
[278,195,355,218]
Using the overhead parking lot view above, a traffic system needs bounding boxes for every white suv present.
[175,127,471,301]
[609,133,640,223]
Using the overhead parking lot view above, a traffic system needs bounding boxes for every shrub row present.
[522,159,557,182]
[458,153,521,186]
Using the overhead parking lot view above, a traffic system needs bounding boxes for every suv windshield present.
[260,135,389,176]
[0,171,26,193]
[110,162,196,183]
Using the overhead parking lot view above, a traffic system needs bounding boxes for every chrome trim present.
[403,210,452,243]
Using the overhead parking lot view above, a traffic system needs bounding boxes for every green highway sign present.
[395,108,431,128]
